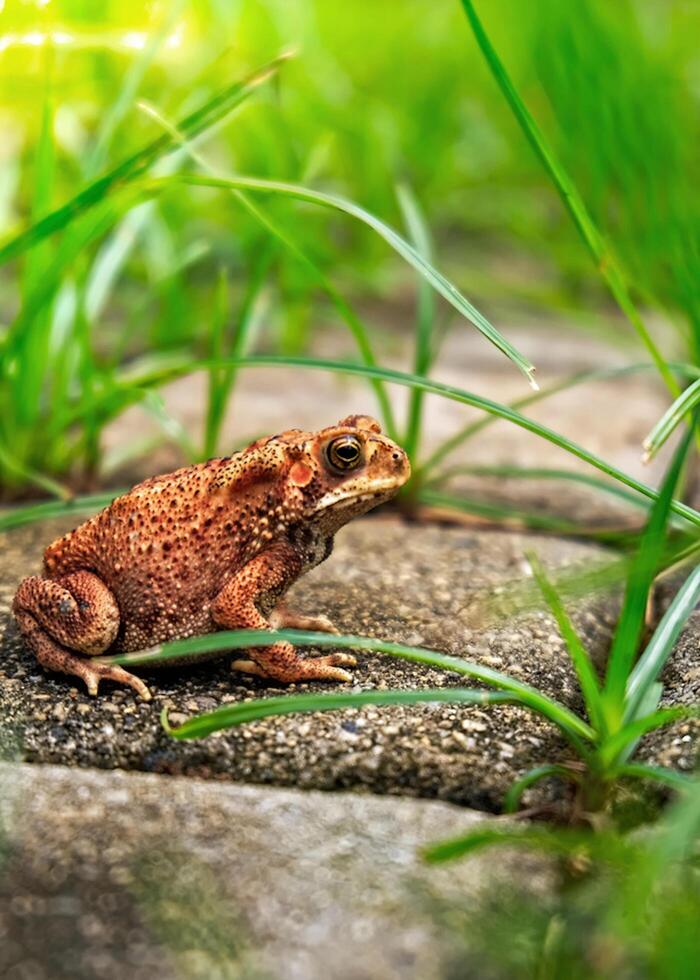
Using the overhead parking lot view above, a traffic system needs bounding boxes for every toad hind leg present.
[212,546,355,684]
[13,572,151,700]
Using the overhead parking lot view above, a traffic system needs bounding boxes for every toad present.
[13,415,410,699]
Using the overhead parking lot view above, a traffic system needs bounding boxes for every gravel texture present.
[2,514,696,810]
[0,761,551,980]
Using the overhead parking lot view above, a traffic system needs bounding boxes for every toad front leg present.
[212,544,355,683]
[13,572,152,700]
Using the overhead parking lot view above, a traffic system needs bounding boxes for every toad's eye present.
[325,435,363,473]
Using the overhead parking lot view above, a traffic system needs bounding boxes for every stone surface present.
[2,515,696,810]
[0,761,550,980]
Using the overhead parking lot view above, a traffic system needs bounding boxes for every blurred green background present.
[1,0,700,495]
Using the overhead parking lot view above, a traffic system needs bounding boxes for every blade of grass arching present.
[423,465,652,513]
[91,356,700,530]
[98,628,595,748]
[478,532,700,628]
[424,824,595,864]
[642,378,700,463]
[417,489,638,544]
[614,763,693,792]
[148,173,537,387]
[162,688,517,739]
[618,682,664,763]
[415,361,700,481]
[236,194,398,437]
[602,424,695,720]
[397,183,435,459]
[459,0,678,400]
[0,492,121,532]
[228,192,399,440]
[527,552,604,733]
[0,56,289,266]
[138,102,398,440]
[624,563,700,724]
[599,706,700,769]
[504,764,582,814]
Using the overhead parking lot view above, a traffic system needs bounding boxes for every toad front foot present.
[232,642,356,683]
[269,602,340,635]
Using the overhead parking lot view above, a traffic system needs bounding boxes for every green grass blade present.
[0,440,71,501]
[527,552,604,733]
[477,532,700,629]
[417,361,700,479]
[600,706,700,768]
[602,423,695,717]
[0,492,122,532]
[97,627,595,747]
[424,825,593,863]
[0,56,288,266]
[615,763,694,793]
[624,564,700,724]
[397,182,435,458]
[162,688,517,739]
[423,465,651,512]
[459,0,678,399]
[616,682,663,764]
[504,764,581,814]
[229,191,398,439]
[147,173,537,386]
[642,378,700,463]
[417,489,639,544]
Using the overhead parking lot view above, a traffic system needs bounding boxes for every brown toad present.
[13,415,410,700]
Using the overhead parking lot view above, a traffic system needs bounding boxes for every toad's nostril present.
[392,452,401,461]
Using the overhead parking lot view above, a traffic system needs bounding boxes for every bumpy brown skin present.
[13,415,410,700]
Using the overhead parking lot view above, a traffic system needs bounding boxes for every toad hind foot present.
[13,572,151,700]
[232,643,356,683]
[15,610,152,699]
[69,656,152,700]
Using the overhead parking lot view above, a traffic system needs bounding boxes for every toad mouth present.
[313,480,402,514]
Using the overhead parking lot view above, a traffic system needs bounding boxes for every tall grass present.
[426,778,700,978]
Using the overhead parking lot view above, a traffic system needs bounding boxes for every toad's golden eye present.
[325,435,363,472]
